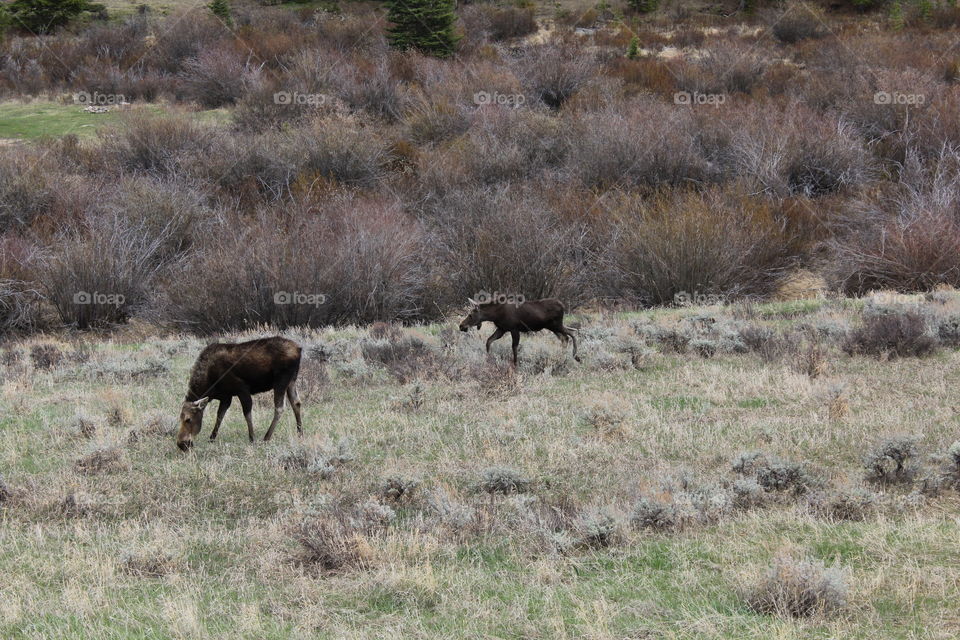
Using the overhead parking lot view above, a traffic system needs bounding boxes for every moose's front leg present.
[209,397,232,441]
[486,328,505,353]
[510,330,520,366]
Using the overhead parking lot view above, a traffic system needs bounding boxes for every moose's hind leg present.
[286,382,303,436]
[263,387,286,442]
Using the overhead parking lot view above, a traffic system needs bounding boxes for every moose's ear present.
[467,297,477,306]
[193,397,211,410]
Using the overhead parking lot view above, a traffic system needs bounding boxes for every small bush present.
[939,441,960,488]
[70,411,101,439]
[574,509,620,548]
[516,44,595,109]
[120,550,179,578]
[74,446,129,475]
[379,474,420,503]
[478,466,531,495]
[29,343,62,370]
[180,46,251,108]
[630,495,698,531]
[745,556,849,618]
[739,326,787,362]
[771,9,826,43]
[863,435,919,484]
[730,477,767,510]
[361,335,439,382]
[0,473,10,503]
[294,516,373,574]
[844,312,938,359]
[808,487,878,522]
[733,451,816,495]
[579,393,630,438]
[488,6,537,41]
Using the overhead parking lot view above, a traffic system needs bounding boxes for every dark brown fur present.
[459,298,579,365]
[177,337,303,451]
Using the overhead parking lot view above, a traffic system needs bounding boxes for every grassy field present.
[2,294,960,638]
[0,102,230,141]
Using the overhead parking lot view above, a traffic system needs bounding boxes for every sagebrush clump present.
[744,555,849,618]
[863,435,919,484]
[478,467,531,495]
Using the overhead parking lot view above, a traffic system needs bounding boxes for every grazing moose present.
[459,297,579,365]
[176,337,303,451]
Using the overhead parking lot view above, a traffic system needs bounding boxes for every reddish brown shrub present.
[164,197,428,331]
[602,186,803,304]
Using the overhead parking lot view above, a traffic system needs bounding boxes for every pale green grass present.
[0,101,231,141]
[2,297,960,638]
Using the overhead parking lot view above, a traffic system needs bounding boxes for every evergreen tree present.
[7,0,101,34]
[626,35,640,60]
[209,0,231,25]
[385,0,459,58]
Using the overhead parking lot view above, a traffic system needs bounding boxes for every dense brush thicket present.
[3,2,960,332]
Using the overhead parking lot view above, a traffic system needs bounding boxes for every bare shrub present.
[603,187,802,305]
[103,112,215,177]
[863,435,919,484]
[180,46,254,108]
[744,556,849,618]
[730,477,767,510]
[326,59,403,121]
[39,216,171,329]
[0,150,56,232]
[728,104,873,197]
[828,153,960,294]
[146,13,229,73]
[515,44,596,109]
[565,102,712,189]
[300,123,391,188]
[671,43,766,96]
[0,240,44,333]
[770,7,826,43]
[487,6,538,41]
[843,312,938,359]
[164,198,427,331]
[425,184,591,308]
[739,325,788,362]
